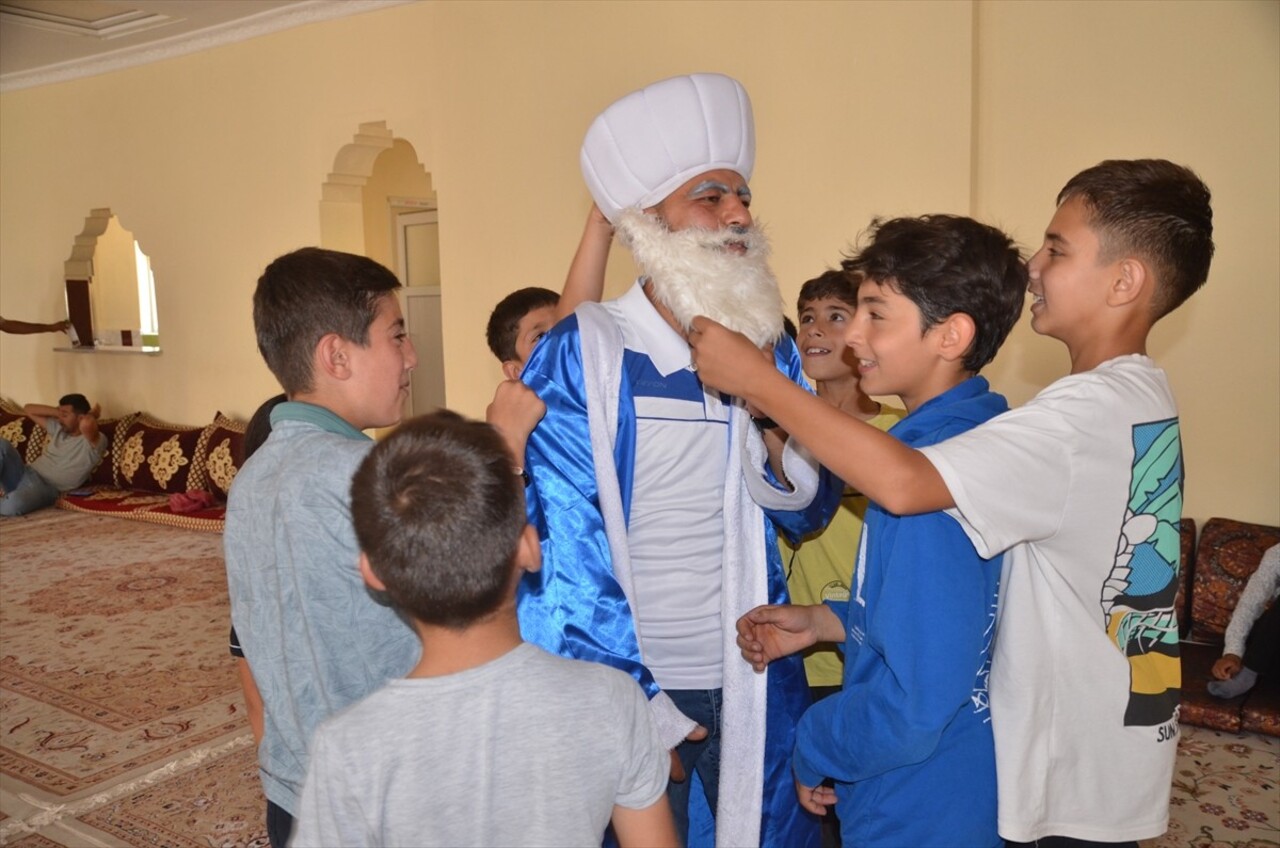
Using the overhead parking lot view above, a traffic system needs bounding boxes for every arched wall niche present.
[319,121,435,259]
[319,122,444,419]
[63,208,159,352]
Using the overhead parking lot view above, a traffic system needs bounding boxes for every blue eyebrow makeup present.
[688,180,731,197]
[685,180,752,203]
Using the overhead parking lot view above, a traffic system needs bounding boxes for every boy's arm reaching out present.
[557,203,613,319]
[689,316,953,515]
[611,796,680,848]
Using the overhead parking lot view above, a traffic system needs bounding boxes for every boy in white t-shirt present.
[690,159,1214,847]
[291,412,675,848]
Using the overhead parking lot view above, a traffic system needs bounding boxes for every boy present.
[738,216,1025,847]
[291,412,677,848]
[782,270,905,701]
[693,159,1214,845]
[1,394,104,516]
[224,247,421,847]
[486,286,560,379]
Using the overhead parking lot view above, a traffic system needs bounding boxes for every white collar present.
[617,278,693,377]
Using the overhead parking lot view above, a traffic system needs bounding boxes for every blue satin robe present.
[519,311,837,848]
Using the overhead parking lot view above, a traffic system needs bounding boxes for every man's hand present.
[794,775,837,817]
[668,724,708,783]
[736,604,841,673]
[486,380,546,466]
[1212,653,1243,680]
[688,316,774,398]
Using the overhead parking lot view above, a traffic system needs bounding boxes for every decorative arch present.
[319,121,434,255]
[63,208,158,350]
[319,122,444,420]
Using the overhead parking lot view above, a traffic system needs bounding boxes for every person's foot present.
[1208,667,1258,699]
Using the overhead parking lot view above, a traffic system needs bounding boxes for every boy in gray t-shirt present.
[291,413,675,848]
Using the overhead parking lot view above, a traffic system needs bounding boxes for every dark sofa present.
[1178,517,1280,737]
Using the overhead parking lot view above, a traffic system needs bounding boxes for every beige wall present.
[973,0,1280,526]
[0,0,1275,525]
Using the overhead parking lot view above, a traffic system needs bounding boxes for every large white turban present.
[580,73,755,224]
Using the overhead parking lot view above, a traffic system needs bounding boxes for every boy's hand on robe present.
[486,379,546,465]
[736,604,842,673]
[688,316,775,399]
[668,724,708,782]
[794,775,837,816]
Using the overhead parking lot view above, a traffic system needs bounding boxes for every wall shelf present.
[54,345,161,356]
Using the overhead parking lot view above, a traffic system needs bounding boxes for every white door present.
[396,210,446,416]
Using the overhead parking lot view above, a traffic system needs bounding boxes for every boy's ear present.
[514,524,541,574]
[1108,258,1149,307]
[358,552,387,592]
[501,359,523,381]
[936,312,977,365]
[315,333,353,381]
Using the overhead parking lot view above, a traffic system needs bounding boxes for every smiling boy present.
[224,247,422,847]
[782,271,905,700]
[692,160,1214,846]
[726,216,1025,847]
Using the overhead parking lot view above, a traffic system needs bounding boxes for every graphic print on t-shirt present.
[1102,417,1183,727]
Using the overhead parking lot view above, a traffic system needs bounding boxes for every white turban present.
[580,73,755,224]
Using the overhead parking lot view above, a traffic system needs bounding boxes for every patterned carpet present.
[0,510,1275,846]
[1144,725,1277,848]
[0,509,264,846]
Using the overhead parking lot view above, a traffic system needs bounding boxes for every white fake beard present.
[615,208,785,348]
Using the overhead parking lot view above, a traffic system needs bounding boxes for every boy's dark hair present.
[239,393,288,464]
[842,215,1028,373]
[58,393,90,414]
[797,268,860,314]
[486,287,559,362]
[253,247,402,394]
[350,411,526,630]
[1057,159,1214,319]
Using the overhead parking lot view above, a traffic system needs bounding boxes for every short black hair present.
[485,287,559,362]
[253,248,402,394]
[58,393,90,414]
[1058,159,1214,319]
[239,393,288,464]
[350,411,527,629]
[797,268,859,314]
[842,215,1028,373]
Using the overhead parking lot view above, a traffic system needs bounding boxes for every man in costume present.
[518,73,834,848]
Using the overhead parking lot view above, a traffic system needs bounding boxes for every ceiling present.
[0,0,407,91]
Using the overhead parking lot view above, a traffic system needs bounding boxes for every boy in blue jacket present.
[717,215,1026,847]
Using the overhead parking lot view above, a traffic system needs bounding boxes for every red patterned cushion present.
[192,412,247,501]
[115,415,206,494]
[1188,517,1280,643]
[85,412,139,487]
[0,403,44,463]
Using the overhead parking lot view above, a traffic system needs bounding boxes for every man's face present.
[651,169,752,244]
[55,405,80,433]
[1026,194,1115,344]
[346,294,417,430]
[512,304,557,367]
[797,296,857,383]
[617,173,781,348]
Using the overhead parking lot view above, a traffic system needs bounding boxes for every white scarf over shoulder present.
[575,301,820,848]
